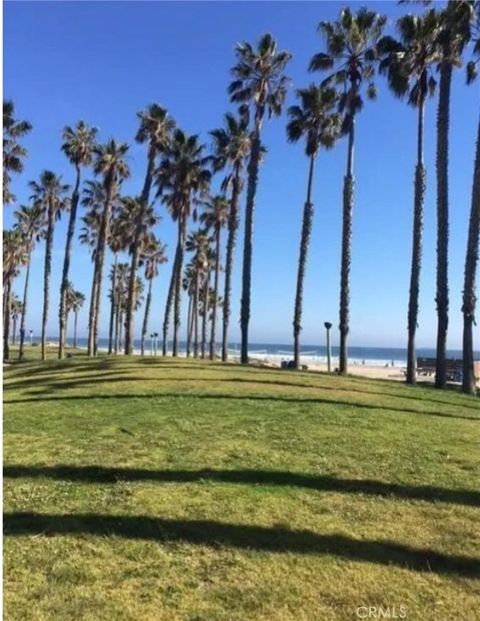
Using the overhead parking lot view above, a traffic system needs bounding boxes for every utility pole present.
[324,321,332,373]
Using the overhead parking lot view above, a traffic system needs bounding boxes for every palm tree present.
[210,110,251,361]
[64,281,77,345]
[3,229,28,360]
[10,294,22,345]
[433,2,474,387]
[183,263,196,356]
[13,203,45,360]
[200,194,228,359]
[3,100,32,204]
[71,288,85,349]
[58,121,97,359]
[186,229,210,358]
[310,7,386,376]
[81,180,109,351]
[112,262,130,354]
[140,237,167,355]
[201,247,216,359]
[156,129,211,356]
[378,10,440,384]
[112,265,144,352]
[229,33,292,364]
[287,85,342,369]
[122,196,160,354]
[462,3,480,395]
[80,181,104,257]
[124,104,175,354]
[105,197,143,354]
[29,171,70,360]
[88,140,130,356]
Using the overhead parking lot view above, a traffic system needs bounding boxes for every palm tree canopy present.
[377,10,441,107]
[199,194,229,231]
[73,290,86,311]
[3,101,32,137]
[210,108,251,183]
[65,283,85,313]
[13,203,46,247]
[135,103,176,150]
[141,237,168,281]
[29,170,70,219]
[466,0,480,83]
[437,1,474,64]
[93,139,130,186]
[287,85,342,156]
[3,100,32,203]
[61,121,98,168]
[229,33,292,124]
[117,196,160,254]
[310,7,386,129]
[10,293,23,318]
[111,263,144,311]
[3,229,28,282]
[156,129,211,221]
[186,228,211,272]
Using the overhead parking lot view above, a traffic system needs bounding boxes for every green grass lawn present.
[3,351,480,620]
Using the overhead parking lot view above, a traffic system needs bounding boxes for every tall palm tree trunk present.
[240,131,262,364]
[162,244,180,356]
[141,278,153,356]
[293,155,315,369]
[114,300,121,354]
[11,316,17,345]
[108,254,118,354]
[339,119,355,376]
[119,311,124,352]
[435,62,452,388]
[186,292,194,357]
[59,165,81,359]
[407,102,426,385]
[87,261,98,356]
[41,207,54,361]
[125,147,155,355]
[18,247,32,360]
[462,116,480,395]
[222,168,241,362]
[65,312,69,347]
[3,281,11,360]
[194,271,200,358]
[89,175,114,356]
[210,226,221,360]
[74,310,78,348]
[173,217,187,356]
[201,269,210,359]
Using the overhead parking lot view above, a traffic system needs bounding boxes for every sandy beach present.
[245,355,410,382]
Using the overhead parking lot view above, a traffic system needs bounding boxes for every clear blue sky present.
[4,0,479,349]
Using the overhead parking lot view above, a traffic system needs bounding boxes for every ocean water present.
[42,337,470,368]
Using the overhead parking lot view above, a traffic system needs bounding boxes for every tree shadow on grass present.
[4,512,479,577]
[6,361,478,412]
[4,392,478,422]
[4,465,479,507]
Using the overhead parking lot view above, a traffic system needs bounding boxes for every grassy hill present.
[3,353,480,620]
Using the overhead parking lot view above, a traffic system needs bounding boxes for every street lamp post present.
[324,322,332,373]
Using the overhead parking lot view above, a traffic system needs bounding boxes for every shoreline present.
[57,342,409,382]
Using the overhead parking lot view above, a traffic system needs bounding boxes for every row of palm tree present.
[3,2,479,396]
